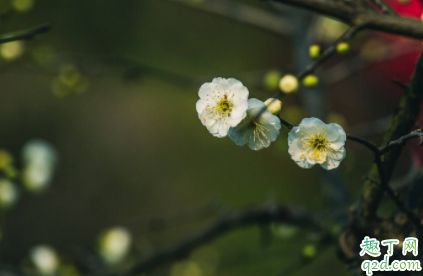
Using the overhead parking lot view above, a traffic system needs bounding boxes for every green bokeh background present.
[0,0,413,275]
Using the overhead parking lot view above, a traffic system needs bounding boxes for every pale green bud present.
[336,42,350,55]
[302,75,319,88]
[309,45,320,59]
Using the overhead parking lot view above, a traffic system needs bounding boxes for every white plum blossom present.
[229,99,281,150]
[196,78,249,138]
[22,140,57,192]
[99,227,132,264]
[30,245,59,276]
[288,117,346,170]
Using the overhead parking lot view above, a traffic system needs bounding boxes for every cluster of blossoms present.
[196,77,347,170]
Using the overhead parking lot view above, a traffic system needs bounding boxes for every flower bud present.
[279,74,298,94]
[264,98,282,115]
[309,45,320,59]
[336,42,350,55]
[302,75,319,88]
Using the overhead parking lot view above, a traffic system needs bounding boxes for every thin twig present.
[251,25,362,126]
[298,26,362,79]
[122,203,330,275]
[368,0,398,16]
[359,51,423,219]
[379,132,423,154]
[346,134,379,154]
[373,154,422,228]
[0,23,51,45]
[168,0,292,36]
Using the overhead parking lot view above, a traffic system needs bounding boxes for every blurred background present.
[0,0,422,275]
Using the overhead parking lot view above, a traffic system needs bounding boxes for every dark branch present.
[169,0,292,36]
[271,0,423,39]
[122,203,330,275]
[278,116,294,129]
[346,134,379,154]
[0,23,51,45]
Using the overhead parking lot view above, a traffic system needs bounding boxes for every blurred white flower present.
[288,117,346,170]
[30,245,59,275]
[22,140,57,192]
[0,179,18,208]
[196,78,249,138]
[99,227,132,264]
[229,99,281,150]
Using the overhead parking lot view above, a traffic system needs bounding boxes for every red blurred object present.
[386,0,423,18]
[376,0,423,82]
[370,1,423,153]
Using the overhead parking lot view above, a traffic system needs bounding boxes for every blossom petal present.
[196,99,207,114]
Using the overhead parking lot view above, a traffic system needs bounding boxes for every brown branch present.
[271,0,423,39]
[0,23,51,45]
[122,203,330,275]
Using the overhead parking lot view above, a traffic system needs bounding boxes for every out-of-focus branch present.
[368,0,398,16]
[0,23,51,44]
[270,0,423,39]
[168,0,292,36]
[122,203,330,275]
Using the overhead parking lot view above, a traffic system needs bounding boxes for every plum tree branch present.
[121,203,330,275]
[0,23,51,45]
[270,0,423,39]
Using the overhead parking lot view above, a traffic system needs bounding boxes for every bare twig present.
[379,132,423,154]
[0,23,51,45]
[122,203,330,275]
[168,0,292,36]
[346,134,379,154]
[368,0,398,16]
[298,26,362,79]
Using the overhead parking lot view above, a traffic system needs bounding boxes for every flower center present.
[217,99,233,114]
[301,133,330,160]
[310,135,328,151]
